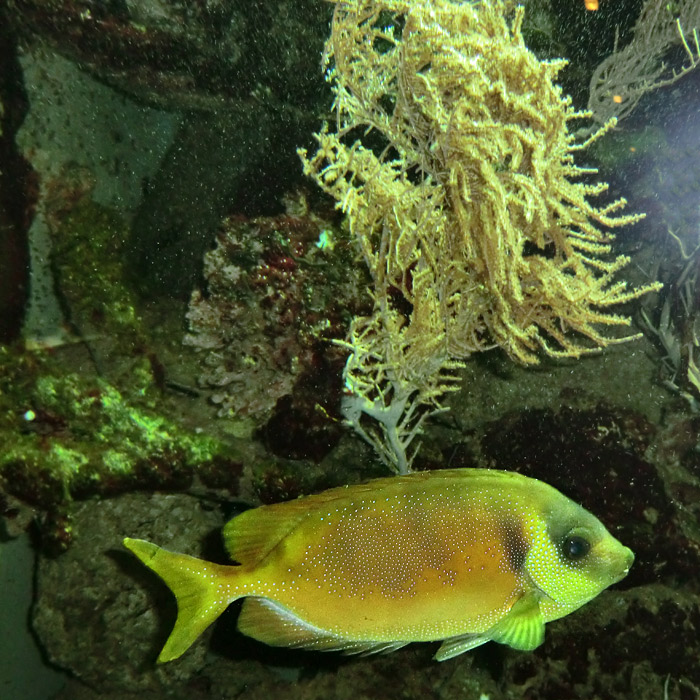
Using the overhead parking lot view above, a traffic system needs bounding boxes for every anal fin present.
[238,598,407,655]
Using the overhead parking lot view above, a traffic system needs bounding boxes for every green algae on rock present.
[0,351,229,509]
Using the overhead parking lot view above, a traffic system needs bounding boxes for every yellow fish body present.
[123,469,633,662]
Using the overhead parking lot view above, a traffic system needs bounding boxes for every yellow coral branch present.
[299,0,661,472]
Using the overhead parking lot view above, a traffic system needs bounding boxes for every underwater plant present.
[299,0,660,474]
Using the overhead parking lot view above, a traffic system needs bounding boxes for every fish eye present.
[562,535,591,561]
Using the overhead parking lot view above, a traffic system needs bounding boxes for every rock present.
[33,492,225,693]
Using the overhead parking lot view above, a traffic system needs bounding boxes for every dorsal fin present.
[223,504,304,566]
[222,479,396,566]
[223,470,490,567]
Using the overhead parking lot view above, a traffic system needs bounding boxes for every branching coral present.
[299,0,660,474]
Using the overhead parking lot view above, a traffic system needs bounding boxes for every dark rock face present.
[7,0,330,113]
[33,492,225,693]
[6,1,334,298]
[503,585,700,700]
[0,8,34,342]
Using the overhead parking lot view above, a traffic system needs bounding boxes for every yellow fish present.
[123,468,633,662]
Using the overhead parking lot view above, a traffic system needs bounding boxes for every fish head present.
[523,491,634,621]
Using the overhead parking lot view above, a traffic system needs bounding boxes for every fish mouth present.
[609,546,635,584]
[610,568,630,584]
[620,547,635,575]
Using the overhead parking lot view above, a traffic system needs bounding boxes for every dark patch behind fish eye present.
[499,516,529,572]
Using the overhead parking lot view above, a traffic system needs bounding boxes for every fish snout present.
[609,544,634,583]
[621,546,634,575]
[594,536,634,585]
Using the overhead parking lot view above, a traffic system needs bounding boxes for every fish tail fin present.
[123,537,241,663]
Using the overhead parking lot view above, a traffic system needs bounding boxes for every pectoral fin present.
[489,592,545,651]
[435,593,545,661]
